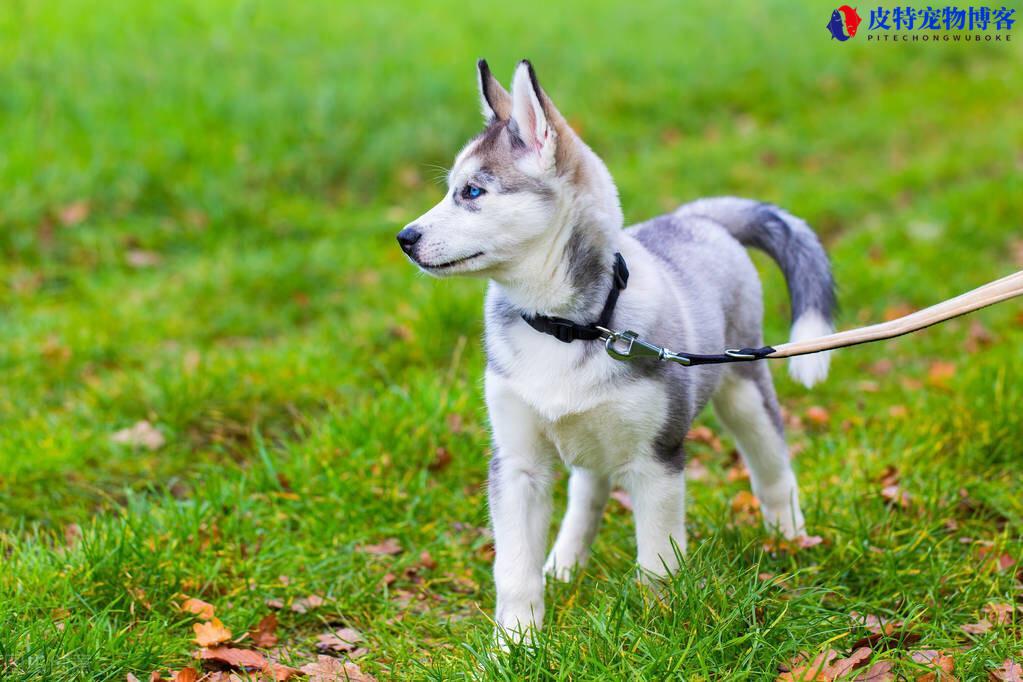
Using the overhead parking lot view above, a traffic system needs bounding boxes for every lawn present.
[1,1,1022,680]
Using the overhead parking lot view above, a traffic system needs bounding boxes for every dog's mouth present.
[420,251,485,270]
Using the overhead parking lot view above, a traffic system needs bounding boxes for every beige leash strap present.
[768,270,1023,359]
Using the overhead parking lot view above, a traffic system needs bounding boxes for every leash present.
[523,254,1023,367]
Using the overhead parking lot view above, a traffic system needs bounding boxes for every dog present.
[397,59,836,642]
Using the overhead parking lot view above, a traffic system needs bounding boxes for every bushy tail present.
[675,197,837,387]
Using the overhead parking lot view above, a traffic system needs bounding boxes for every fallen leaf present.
[291,594,326,614]
[911,649,955,681]
[855,660,893,681]
[249,613,278,648]
[418,550,436,570]
[126,249,162,268]
[888,405,908,418]
[869,359,894,376]
[171,669,198,682]
[265,598,284,610]
[149,672,164,682]
[927,361,956,388]
[180,598,215,621]
[965,320,994,353]
[991,659,1023,681]
[301,656,377,682]
[826,647,872,678]
[358,538,403,556]
[610,489,633,511]
[686,426,723,452]
[883,303,916,322]
[778,649,837,681]
[881,484,912,509]
[960,619,992,635]
[984,602,1016,625]
[428,447,452,472]
[58,200,91,226]
[111,421,166,451]
[265,663,304,681]
[731,491,761,525]
[725,461,749,482]
[1012,239,1023,268]
[805,406,831,427]
[193,617,232,647]
[126,674,141,682]
[198,646,268,671]
[852,612,901,636]
[316,627,363,653]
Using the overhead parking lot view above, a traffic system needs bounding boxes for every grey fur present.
[674,197,837,325]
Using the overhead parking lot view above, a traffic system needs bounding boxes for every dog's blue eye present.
[462,184,485,200]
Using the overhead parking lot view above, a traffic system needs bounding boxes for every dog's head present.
[397,59,619,279]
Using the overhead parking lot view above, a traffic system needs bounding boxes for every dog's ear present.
[477,59,511,123]
[510,60,557,168]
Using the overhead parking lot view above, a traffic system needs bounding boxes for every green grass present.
[2,1,1022,679]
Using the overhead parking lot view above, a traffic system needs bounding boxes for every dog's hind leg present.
[544,467,610,582]
[712,366,806,539]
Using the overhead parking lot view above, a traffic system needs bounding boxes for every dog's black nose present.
[396,226,422,254]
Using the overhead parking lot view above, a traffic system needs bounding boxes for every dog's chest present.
[540,378,669,471]
[495,333,671,471]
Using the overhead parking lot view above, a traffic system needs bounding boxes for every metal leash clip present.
[596,328,693,366]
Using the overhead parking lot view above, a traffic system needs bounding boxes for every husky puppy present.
[397,59,835,641]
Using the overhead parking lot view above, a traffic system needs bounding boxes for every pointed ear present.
[510,60,556,166]
[477,59,511,122]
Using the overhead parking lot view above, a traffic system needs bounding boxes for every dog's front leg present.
[486,377,555,644]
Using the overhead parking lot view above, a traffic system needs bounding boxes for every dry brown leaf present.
[149,672,164,682]
[610,489,633,511]
[960,619,992,635]
[983,602,1016,626]
[265,598,284,610]
[826,647,872,678]
[965,320,994,353]
[265,663,304,681]
[301,655,377,682]
[855,660,894,681]
[111,421,165,451]
[883,303,916,322]
[888,405,908,418]
[180,598,215,621]
[316,627,363,653]
[731,490,760,513]
[686,426,723,452]
[869,359,894,376]
[358,538,403,556]
[881,484,912,509]
[249,613,278,648]
[197,646,269,671]
[126,249,163,268]
[777,649,837,681]
[126,674,141,682]
[851,612,901,636]
[927,361,956,388]
[58,201,91,226]
[805,406,831,427]
[991,659,1023,681]
[193,617,232,647]
[418,550,436,570]
[171,669,198,682]
[428,447,452,472]
[1012,240,1023,268]
[291,594,326,614]
[911,649,955,680]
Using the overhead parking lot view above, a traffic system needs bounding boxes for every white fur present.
[788,311,833,387]
[713,372,805,538]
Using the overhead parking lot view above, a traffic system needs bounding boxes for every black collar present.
[521,253,629,343]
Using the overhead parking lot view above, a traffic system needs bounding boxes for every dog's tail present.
[675,197,837,387]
